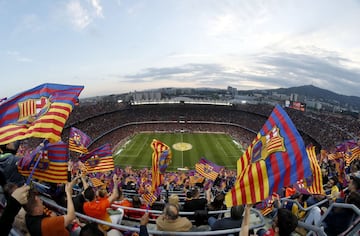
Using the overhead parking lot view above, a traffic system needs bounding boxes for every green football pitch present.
[113,133,243,170]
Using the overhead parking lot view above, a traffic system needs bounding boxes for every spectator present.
[83,174,121,233]
[210,205,244,235]
[323,191,360,236]
[24,179,77,236]
[183,188,208,212]
[168,194,181,210]
[326,176,340,201]
[126,195,147,219]
[139,212,150,236]
[72,172,90,214]
[80,222,105,236]
[156,203,192,232]
[0,141,25,186]
[256,208,298,236]
[0,184,30,235]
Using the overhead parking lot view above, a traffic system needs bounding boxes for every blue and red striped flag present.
[0,83,83,145]
[18,141,69,183]
[195,157,223,181]
[225,105,311,206]
[80,143,114,173]
[69,127,92,154]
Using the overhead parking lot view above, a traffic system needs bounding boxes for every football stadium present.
[1,90,360,236]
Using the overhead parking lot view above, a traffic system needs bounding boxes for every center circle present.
[172,142,193,151]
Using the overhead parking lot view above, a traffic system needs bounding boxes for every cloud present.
[6,51,33,63]
[66,0,104,30]
[91,0,103,17]
[67,0,91,29]
[119,51,360,96]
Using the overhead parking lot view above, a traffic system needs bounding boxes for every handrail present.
[280,198,329,212]
[297,221,326,236]
[318,202,360,227]
[42,197,265,235]
[111,203,230,215]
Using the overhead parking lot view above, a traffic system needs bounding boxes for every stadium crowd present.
[1,101,360,236]
[63,102,354,151]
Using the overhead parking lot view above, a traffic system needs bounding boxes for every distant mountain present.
[250,85,360,111]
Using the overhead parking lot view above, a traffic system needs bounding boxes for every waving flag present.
[81,143,115,173]
[18,141,69,183]
[225,105,311,206]
[195,157,223,181]
[69,127,91,154]
[344,146,360,166]
[306,146,325,195]
[295,146,325,195]
[0,83,83,145]
[150,139,171,191]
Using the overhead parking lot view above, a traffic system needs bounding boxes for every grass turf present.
[113,132,243,170]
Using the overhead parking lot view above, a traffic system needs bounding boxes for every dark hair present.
[277,208,298,236]
[80,223,105,236]
[350,176,360,191]
[84,187,95,201]
[230,205,244,220]
[346,191,360,208]
[164,203,179,220]
[191,188,199,198]
[132,195,141,208]
[329,176,338,185]
[211,193,225,210]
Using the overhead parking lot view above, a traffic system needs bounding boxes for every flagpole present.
[26,141,47,185]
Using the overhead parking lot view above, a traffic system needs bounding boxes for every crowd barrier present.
[41,197,266,235]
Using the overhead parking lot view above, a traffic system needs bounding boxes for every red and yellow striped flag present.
[306,146,325,195]
[151,139,171,191]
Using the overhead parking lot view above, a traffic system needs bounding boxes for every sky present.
[1,0,360,98]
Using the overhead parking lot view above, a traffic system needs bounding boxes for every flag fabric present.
[305,146,325,195]
[90,177,105,188]
[69,127,92,154]
[81,143,115,173]
[345,146,360,166]
[0,83,83,145]
[150,139,171,192]
[142,192,158,206]
[225,105,311,206]
[195,157,223,181]
[335,140,357,152]
[18,141,69,183]
[255,193,279,216]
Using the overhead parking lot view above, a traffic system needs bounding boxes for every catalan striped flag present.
[17,141,69,183]
[142,192,158,206]
[90,177,105,188]
[69,127,91,154]
[305,145,325,195]
[81,143,115,173]
[151,139,171,192]
[225,105,311,206]
[345,146,360,166]
[195,157,223,181]
[0,83,83,145]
